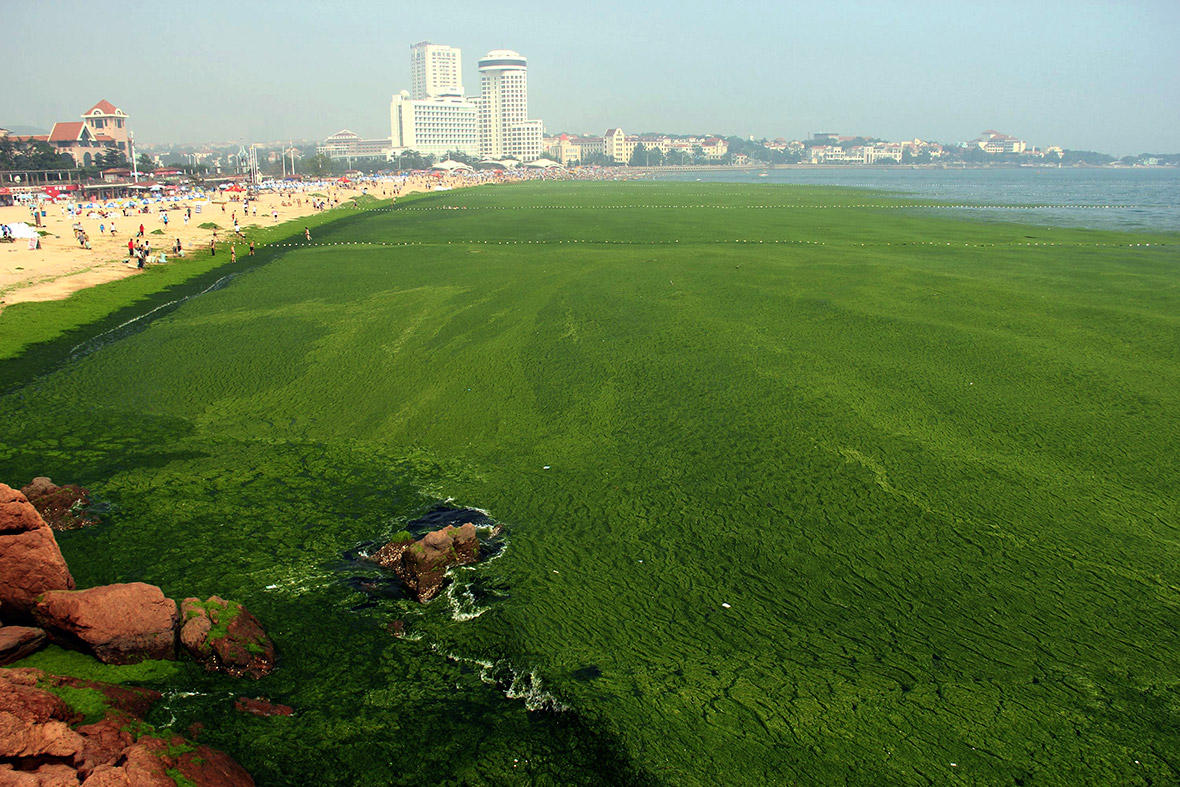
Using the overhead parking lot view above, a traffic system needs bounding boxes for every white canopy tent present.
[430,160,474,172]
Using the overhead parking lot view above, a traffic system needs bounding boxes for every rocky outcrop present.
[0,484,76,621]
[373,523,480,602]
[0,667,254,786]
[33,584,179,665]
[20,477,99,531]
[0,626,47,666]
[234,697,293,717]
[179,597,275,679]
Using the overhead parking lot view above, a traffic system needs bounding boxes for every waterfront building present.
[390,43,544,162]
[316,129,393,162]
[410,42,464,100]
[976,130,1027,154]
[477,50,543,161]
[8,100,131,167]
[389,91,480,159]
[604,128,628,162]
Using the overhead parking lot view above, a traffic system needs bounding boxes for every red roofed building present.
[29,101,133,167]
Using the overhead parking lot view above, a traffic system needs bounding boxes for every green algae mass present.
[2,181,1179,786]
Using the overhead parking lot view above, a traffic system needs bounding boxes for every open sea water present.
[652,166,1180,233]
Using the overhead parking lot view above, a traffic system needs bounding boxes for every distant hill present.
[0,124,49,135]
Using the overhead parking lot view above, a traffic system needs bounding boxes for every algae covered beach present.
[2,181,1179,785]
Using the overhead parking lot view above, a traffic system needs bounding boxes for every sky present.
[5,0,1179,155]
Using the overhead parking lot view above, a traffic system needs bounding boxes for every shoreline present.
[0,174,474,313]
[0,167,642,363]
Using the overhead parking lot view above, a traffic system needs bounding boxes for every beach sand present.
[0,175,465,313]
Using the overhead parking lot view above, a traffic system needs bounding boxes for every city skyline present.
[4,0,1179,156]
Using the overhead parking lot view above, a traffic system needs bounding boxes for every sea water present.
[652,166,1180,233]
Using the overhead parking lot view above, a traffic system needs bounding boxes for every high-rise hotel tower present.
[476,50,543,161]
[410,42,464,100]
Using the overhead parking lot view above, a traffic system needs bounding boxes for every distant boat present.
[757,172,769,177]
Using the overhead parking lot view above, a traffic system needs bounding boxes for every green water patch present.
[2,181,1179,785]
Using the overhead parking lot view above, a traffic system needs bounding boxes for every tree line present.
[0,136,157,175]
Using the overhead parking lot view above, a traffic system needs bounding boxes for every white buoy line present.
[373,203,1148,212]
[260,238,1170,249]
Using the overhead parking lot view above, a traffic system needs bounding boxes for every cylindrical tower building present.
[477,50,529,158]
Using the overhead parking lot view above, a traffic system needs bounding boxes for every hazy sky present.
[5,0,1178,155]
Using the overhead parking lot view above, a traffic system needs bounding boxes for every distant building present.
[390,43,545,162]
[476,50,543,161]
[7,100,132,167]
[316,129,392,161]
[389,92,480,158]
[410,42,464,100]
[604,128,628,162]
[543,134,583,165]
[976,130,1027,154]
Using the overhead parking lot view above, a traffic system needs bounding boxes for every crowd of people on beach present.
[2,166,645,310]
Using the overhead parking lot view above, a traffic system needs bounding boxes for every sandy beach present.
[0,174,469,314]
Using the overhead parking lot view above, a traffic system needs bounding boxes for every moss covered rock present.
[179,597,274,679]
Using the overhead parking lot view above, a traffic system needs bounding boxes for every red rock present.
[0,485,75,621]
[33,584,178,665]
[176,744,256,787]
[79,765,133,786]
[0,484,48,534]
[19,478,99,532]
[0,626,47,665]
[234,697,293,717]
[75,717,133,776]
[0,670,80,725]
[115,740,177,787]
[0,711,86,760]
[179,597,274,679]
[374,523,481,602]
[179,602,213,659]
[23,762,80,786]
[1,668,255,787]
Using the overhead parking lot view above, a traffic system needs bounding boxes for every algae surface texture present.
[2,181,1178,786]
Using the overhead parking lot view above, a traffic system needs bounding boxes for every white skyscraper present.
[477,50,543,161]
[410,42,463,100]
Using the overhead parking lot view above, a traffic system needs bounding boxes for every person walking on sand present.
[210,238,216,256]
[128,239,134,258]
[138,223,144,237]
